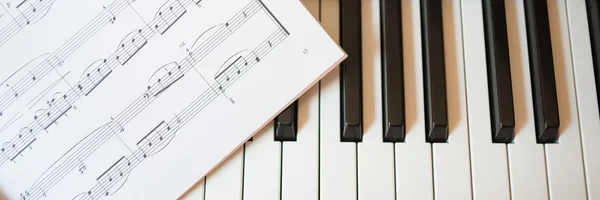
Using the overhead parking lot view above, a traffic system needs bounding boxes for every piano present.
[179,0,600,199]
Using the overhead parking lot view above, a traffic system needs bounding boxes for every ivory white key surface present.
[504,0,550,199]
[565,0,600,198]
[545,0,589,199]
[395,0,433,199]
[242,122,281,200]
[204,146,244,200]
[461,0,511,199]
[431,0,473,199]
[319,0,358,199]
[281,85,320,200]
[180,179,205,200]
[356,0,395,199]
[280,0,320,199]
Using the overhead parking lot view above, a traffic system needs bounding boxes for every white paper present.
[0,0,345,199]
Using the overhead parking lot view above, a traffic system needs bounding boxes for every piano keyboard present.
[180,0,600,199]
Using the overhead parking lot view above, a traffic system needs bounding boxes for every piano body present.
[179,0,600,199]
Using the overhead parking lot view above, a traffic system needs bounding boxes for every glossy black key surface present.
[523,0,560,143]
[274,101,298,141]
[421,0,448,143]
[482,0,515,143]
[340,0,363,142]
[381,0,405,142]
[586,0,600,110]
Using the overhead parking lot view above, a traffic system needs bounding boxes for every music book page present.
[0,0,345,199]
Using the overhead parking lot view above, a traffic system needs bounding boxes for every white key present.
[281,0,320,199]
[243,122,281,200]
[180,179,205,200]
[356,0,395,199]
[431,0,472,199]
[319,0,357,199]
[565,0,600,198]
[505,0,550,199]
[395,0,433,199]
[461,0,511,199]
[281,86,319,200]
[204,146,244,200]
[545,0,589,199]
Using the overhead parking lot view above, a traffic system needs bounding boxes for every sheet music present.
[0,0,345,199]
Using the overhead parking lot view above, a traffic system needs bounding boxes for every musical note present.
[223,1,262,32]
[9,0,56,28]
[153,0,187,34]
[214,55,244,91]
[146,62,185,97]
[254,52,260,62]
[136,121,176,158]
[46,98,53,107]
[78,59,114,96]
[5,84,18,97]
[19,191,29,200]
[16,0,32,25]
[43,92,74,118]
[28,70,36,81]
[77,158,86,174]
[103,5,117,24]
[0,143,12,160]
[25,71,69,109]
[95,156,131,196]
[30,95,73,131]
[7,127,37,161]
[115,29,149,65]
[225,22,231,31]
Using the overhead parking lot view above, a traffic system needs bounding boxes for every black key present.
[340,0,363,142]
[585,0,600,111]
[482,0,515,143]
[421,0,448,143]
[523,0,560,143]
[381,0,405,142]
[274,101,298,142]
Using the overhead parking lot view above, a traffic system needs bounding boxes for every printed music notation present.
[72,29,288,200]
[0,0,344,199]
[0,0,270,169]
[0,0,190,153]
[0,0,57,47]
[0,0,192,122]
[7,1,289,199]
